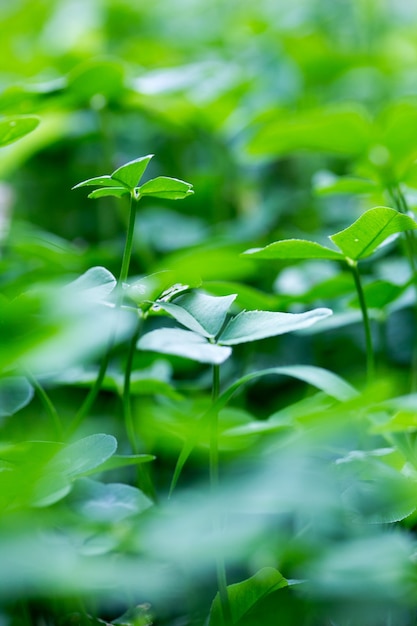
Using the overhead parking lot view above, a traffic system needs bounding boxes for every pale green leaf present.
[330,206,417,260]
[71,478,153,522]
[313,172,378,196]
[244,239,342,261]
[218,308,332,345]
[111,155,154,189]
[137,328,232,364]
[160,291,237,338]
[67,267,116,301]
[48,434,117,478]
[138,176,194,199]
[0,377,34,417]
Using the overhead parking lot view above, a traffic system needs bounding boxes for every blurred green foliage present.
[3,1,417,625]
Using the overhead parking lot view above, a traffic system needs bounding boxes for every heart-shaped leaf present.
[66,267,116,301]
[111,155,154,189]
[330,206,417,260]
[218,308,332,345]
[137,328,232,364]
[0,116,40,147]
[138,176,194,199]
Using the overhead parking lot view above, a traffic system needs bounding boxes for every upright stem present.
[348,259,375,384]
[210,364,232,626]
[25,370,63,439]
[71,194,138,433]
[123,317,143,454]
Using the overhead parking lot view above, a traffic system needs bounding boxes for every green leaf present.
[0,377,34,417]
[216,365,358,407]
[137,328,232,364]
[72,175,123,190]
[87,187,130,199]
[67,267,117,301]
[208,567,288,626]
[313,172,378,196]
[330,206,417,260]
[48,434,117,478]
[111,155,154,189]
[81,454,155,475]
[158,291,237,338]
[138,176,194,199]
[247,107,371,158]
[218,308,332,345]
[244,239,342,261]
[0,116,39,147]
[71,478,153,522]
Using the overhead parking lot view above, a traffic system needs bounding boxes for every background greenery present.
[3,1,417,625]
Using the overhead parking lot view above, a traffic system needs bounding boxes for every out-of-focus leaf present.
[313,171,378,195]
[209,567,288,626]
[70,478,152,522]
[0,377,34,417]
[0,116,39,147]
[48,434,117,478]
[66,267,116,302]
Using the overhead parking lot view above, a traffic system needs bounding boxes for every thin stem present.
[25,370,63,439]
[210,364,232,626]
[348,259,375,384]
[119,193,137,285]
[71,193,138,433]
[123,317,143,454]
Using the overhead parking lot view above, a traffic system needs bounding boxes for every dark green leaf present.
[209,568,288,626]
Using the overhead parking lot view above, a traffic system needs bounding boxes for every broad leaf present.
[67,266,116,301]
[72,175,122,190]
[216,365,359,407]
[330,206,417,260]
[71,478,153,522]
[0,377,34,417]
[137,328,232,364]
[208,567,288,626]
[81,454,155,475]
[0,116,39,147]
[159,291,237,338]
[139,176,194,199]
[111,155,154,189]
[88,187,130,199]
[48,434,117,478]
[218,308,332,345]
[244,239,342,261]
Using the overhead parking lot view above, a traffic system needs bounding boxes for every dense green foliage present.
[4,1,417,625]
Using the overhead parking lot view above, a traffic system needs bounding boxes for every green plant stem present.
[123,316,143,454]
[388,184,417,390]
[71,193,138,433]
[348,259,375,384]
[119,194,137,285]
[210,364,232,626]
[25,370,63,439]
